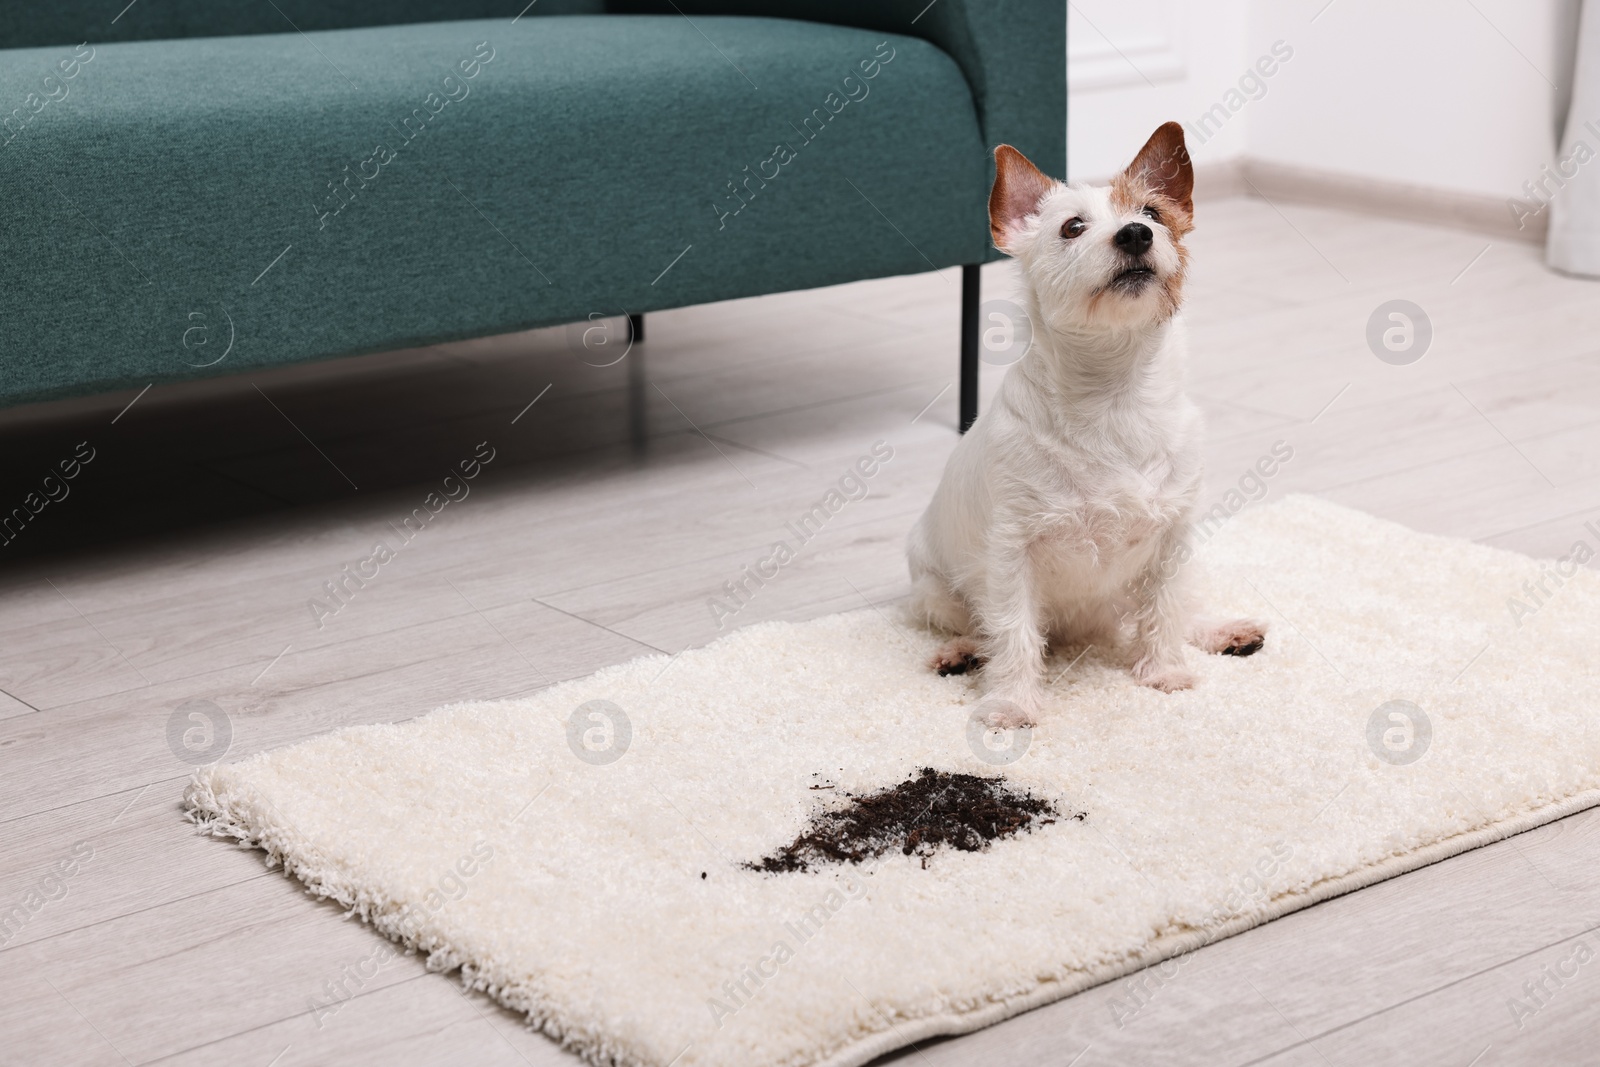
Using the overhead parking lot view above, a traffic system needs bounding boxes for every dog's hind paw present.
[931,637,985,677]
[1192,617,1268,658]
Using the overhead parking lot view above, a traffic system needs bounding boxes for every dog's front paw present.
[930,637,985,677]
[1133,659,1197,693]
[978,682,1042,727]
[978,698,1036,729]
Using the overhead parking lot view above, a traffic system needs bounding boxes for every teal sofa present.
[0,2,1063,432]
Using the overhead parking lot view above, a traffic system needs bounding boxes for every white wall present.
[1066,0,1253,181]
[1068,0,1582,201]
[1247,0,1578,198]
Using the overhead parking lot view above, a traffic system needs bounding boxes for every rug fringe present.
[182,767,654,1067]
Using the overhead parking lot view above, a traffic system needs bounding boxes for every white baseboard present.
[1232,159,1544,243]
[1089,158,1544,244]
[1191,159,1251,202]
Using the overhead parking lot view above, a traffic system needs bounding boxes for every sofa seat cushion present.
[0,15,986,406]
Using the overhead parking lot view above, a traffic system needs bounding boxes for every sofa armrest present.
[894,0,1066,178]
[612,1,1066,178]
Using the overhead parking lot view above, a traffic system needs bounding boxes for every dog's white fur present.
[908,123,1265,726]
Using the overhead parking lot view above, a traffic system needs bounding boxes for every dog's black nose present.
[1115,222,1153,256]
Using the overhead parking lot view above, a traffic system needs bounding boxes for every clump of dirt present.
[746,767,1077,873]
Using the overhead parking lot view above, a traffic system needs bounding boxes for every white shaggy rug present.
[187,495,1600,1067]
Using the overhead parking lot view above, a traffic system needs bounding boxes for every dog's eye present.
[1140,205,1161,222]
[1060,217,1086,239]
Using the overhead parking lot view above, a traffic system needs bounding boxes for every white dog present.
[907,122,1265,727]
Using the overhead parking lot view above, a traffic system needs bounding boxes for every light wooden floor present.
[2,196,1598,1067]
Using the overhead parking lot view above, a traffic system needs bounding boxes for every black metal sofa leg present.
[628,313,646,452]
[959,264,980,433]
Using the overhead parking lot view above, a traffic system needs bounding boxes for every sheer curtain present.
[1550,0,1600,275]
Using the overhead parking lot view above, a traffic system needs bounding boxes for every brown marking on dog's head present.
[1109,122,1194,315]
[1112,121,1194,219]
[989,144,1058,254]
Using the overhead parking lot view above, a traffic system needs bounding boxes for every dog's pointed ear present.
[1121,122,1193,216]
[990,144,1056,253]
